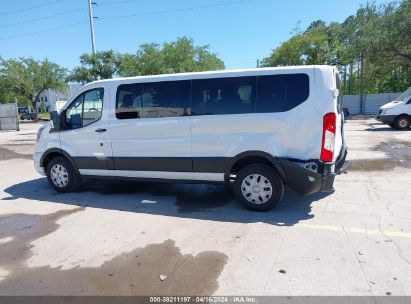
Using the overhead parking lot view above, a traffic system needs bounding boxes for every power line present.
[0,7,86,28]
[100,0,253,20]
[0,0,143,28]
[98,0,144,6]
[0,0,254,41]
[0,21,88,41]
[0,0,65,16]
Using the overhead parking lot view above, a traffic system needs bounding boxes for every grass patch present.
[39,112,50,120]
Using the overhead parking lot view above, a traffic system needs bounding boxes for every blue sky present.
[0,0,391,71]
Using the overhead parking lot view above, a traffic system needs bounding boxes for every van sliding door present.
[110,80,192,179]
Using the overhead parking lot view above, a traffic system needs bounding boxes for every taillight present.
[321,113,336,162]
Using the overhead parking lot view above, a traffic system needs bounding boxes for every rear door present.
[331,69,346,164]
[109,80,192,179]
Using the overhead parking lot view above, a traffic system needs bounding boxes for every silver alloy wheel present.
[241,174,273,204]
[398,118,408,128]
[50,164,69,188]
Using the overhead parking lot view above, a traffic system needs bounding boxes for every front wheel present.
[46,156,80,193]
[233,164,284,212]
[394,115,411,130]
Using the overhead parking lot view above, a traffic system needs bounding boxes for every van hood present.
[380,100,403,109]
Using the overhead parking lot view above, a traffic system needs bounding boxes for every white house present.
[36,83,82,112]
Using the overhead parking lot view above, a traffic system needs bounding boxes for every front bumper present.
[376,114,396,125]
[33,152,45,176]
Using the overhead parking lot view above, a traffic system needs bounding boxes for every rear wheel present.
[233,164,284,212]
[394,115,411,130]
[46,156,80,193]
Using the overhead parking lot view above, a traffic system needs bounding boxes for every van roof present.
[85,65,336,87]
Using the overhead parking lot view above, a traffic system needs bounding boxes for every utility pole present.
[360,54,364,114]
[87,0,97,54]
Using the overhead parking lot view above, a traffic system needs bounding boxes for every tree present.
[0,76,15,103]
[69,50,121,84]
[370,0,411,66]
[262,20,342,67]
[69,37,224,82]
[40,100,46,113]
[118,37,225,77]
[118,43,166,76]
[262,0,411,96]
[0,58,67,116]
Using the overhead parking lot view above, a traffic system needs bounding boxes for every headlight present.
[36,126,45,142]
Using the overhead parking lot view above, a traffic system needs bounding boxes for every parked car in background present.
[18,106,35,120]
[34,66,347,211]
[376,86,411,130]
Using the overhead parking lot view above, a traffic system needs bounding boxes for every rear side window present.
[256,73,309,113]
[116,80,191,119]
[191,76,256,115]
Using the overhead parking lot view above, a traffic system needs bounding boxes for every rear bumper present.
[376,114,396,125]
[319,146,348,192]
[279,146,347,196]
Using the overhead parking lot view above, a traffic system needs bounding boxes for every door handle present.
[95,128,107,133]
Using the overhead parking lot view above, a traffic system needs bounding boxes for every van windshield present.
[395,86,411,102]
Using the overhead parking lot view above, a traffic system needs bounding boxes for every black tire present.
[46,156,80,193]
[394,115,411,130]
[233,164,284,212]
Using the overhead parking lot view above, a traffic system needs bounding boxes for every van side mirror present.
[50,111,61,131]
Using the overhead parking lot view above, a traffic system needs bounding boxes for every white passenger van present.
[376,86,411,130]
[34,66,347,211]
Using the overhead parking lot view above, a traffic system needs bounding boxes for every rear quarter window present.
[256,73,309,113]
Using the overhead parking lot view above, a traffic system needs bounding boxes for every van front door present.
[60,87,112,176]
[109,80,192,179]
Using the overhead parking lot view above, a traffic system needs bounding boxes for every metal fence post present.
[15,102,20,131]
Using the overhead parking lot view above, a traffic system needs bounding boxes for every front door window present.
[65,88,104,129]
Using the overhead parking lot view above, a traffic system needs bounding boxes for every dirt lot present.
[0,120,410,296]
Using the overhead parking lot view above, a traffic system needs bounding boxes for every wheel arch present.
[40,148,80,175]
[224,151,286,182]
[395,113,411,119]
